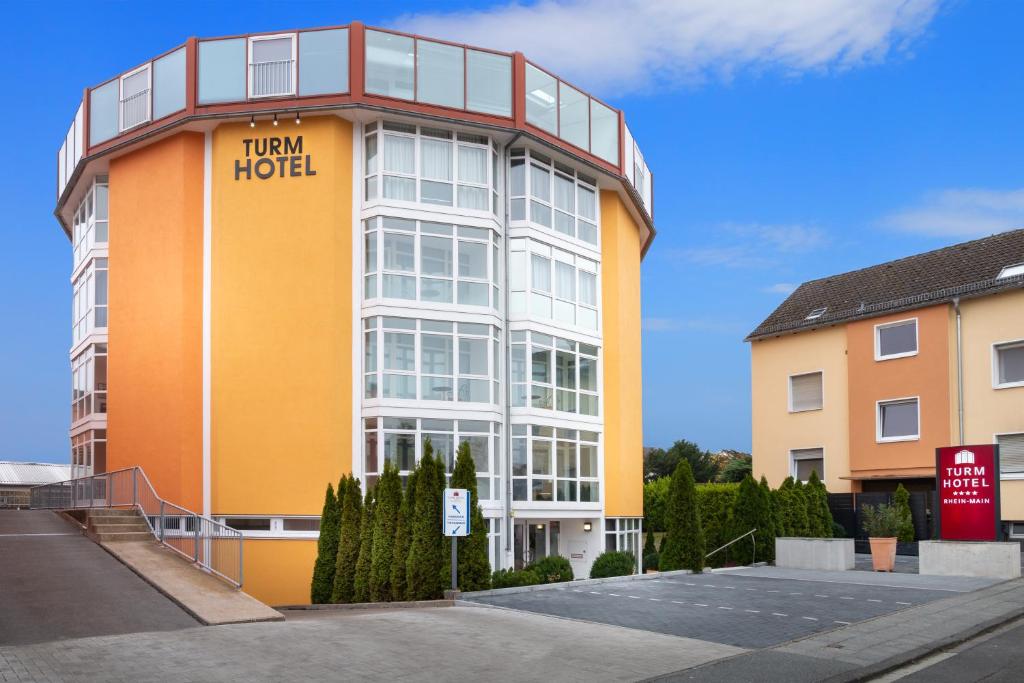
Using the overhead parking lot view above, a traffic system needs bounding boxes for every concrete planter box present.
[919,540,1021,580]
[775,537,854,571]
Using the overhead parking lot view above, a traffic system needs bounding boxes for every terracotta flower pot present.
[869,537,897,572]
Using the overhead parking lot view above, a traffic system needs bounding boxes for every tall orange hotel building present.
[56,23,655,604]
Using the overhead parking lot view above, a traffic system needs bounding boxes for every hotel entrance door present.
[513,520,560,569]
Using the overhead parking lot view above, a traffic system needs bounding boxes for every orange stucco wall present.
[241,538,319,606]
[600,191,644,518]
[107,132,204,510]
[211,116,353,517]
[847,305,951,478]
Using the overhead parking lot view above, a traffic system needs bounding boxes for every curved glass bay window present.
[72,178,108,269]
[509,238,598,330]
[72,258,108,345]
[364,121,499,215]
[363,417,500,499]
[364,317,501,405]
[511,425,599,503]
[364,216,499,309]
[509,148,599,247]
[510,331,598,416]
[71,344,107,423]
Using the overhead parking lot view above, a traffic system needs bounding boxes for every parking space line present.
[896,601,911,605]
[802,616,818,621]
[684,582,696,586]
[671,600,686,605]
[627,595,641,599]
[788,592,802,595]
[703,584,716,587]
[695,603,709,607]
[608,593,620,597]
[814,594,829,598]
[772,612,788,617]
[840,596,854,600]
[717,606,733,610]
[588,591,601,595]
[648,598,662,602]
[834,620,851,625]
[745,588,757,591]
[745,609,760,613]
[724,586,736,590]
[766,590,780,593]
[867,599,882,603]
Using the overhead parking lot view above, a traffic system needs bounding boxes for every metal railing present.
[119,89,150,131]
[250,60,293,97]
[706,528,757,566]
[29,467,243,588]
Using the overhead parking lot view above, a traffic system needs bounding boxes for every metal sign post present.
[443,488,470,592]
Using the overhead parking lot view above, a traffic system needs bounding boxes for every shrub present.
[353,486,375,602]
[331,476,363,603]
[449,440,491,591]
[643,476,671,532]
[780,477,810,537]
[831,521,847,538]
[694,483,736,568]
[643,552,660,572]
[893,484,915,543]
[370,463,401,602]
[718,457,752,483]
[590,551,637,578]
[643,527,656,557]
[529,555,574,583]
[310,481,340,604]
[491,568,542,589]
[861,503,902,538]
[660,460,705,573]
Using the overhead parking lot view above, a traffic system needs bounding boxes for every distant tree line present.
[644,440,751,484]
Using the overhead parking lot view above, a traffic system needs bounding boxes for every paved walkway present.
[0,510,197,646]
[0,605,743,682]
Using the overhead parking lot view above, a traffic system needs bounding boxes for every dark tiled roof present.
[747,229,1024,341]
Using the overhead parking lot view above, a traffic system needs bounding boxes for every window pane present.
[530,164,551,202]
[463,436,490,472]
[458,185,489,210]
[153,47,186,119]
[459,338,488,376]
[364,231,377,273]
[878,321,917,357]
[581,481,599,503]
[577,185,596,220]
[559,84,589,149]
[198,38,246,104]
[421,334,453,375]
[525,64,557,134]
[421,236,453,276]
[383,332,415,370]
[299,29,349,96]
[555,351,576,389]
[998,344,1024,384]
[532,441,551,475]
[421,180,453,206]
[458,145,487,184]
[555,262,576,301]
[421,138,453,180]
[467,50,511,116]
[511,345,527,383]
[579,272,597,306]
[421,376,454,401]
[385,433,416,470]
[510,159,526,196]
[532,349,550,383]
[590,98,619,163]
[795,458,825,482]
[365,30,414,99]
[531,254,551,292]
[512,439,527,476]
[383,274,415,299]
[881,400,918,438]
[383,374,416,399]
[513,479,528,501]
[457,281,489,306]
[421,278,453,303]
[532,479,553,502]
[458,241,487,278]
[89,80,119,144]
[790,372,823,412]
[364,330,377,372]
[383,233,414,271]
[579,393,598,417]
[580,444,597,477]
[557,441,577,477]
[579,356,597,391]
[383,135,415,174]
[458,377,490,402]
[417,40,463,108]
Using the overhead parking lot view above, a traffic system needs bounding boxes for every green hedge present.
[696,483,739,568]
[491,568,542,589]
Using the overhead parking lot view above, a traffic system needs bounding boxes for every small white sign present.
[443,488,470,537]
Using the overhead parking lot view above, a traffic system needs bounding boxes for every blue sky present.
[4,1,1023,463]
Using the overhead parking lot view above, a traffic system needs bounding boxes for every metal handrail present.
[705,528,757,565]
[28,466,243,588]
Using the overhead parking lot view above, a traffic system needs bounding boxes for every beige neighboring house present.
[0,461,72,509]
[746,229,1024,530]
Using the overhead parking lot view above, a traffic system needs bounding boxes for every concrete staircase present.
[84,508,154,542]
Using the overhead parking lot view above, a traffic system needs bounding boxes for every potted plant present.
[861,503,900,572]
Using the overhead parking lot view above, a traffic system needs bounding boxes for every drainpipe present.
[953,297,964,446]
[502,133,522,566]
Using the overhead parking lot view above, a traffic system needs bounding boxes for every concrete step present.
[91,522,152,534]
[88,515,145,525]
[88,508,140,516]
[93,530,153,542]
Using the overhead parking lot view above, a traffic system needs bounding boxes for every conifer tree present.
[806,470,834,538]
[893,483,915,543]
[436,450,452,590]
[447,440,491,591]
[731,474,774,563]
[643,527,656,557]
[370,462,401,602]
[758,475,777,561]
[390,469,417,601]
[659,460,705,573]
[310,481,340,604]
[771,484,790,537]
[353,485,375,602]
[331,476,363,603]
[790,478,811,537]
[407,444,444,600]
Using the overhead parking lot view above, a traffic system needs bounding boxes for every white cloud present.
[880,187,1024,238]
[393,0,940,94]
[763,283,798,295]
[672,223,828,268]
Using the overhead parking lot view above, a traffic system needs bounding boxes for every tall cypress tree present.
[893,483,914,543]
[790,478,811,537]
[331,477,363,603]
[391,469,417,601]
[758,475,777,561]
[353,485,375,602]
[659,460,705,573]
[806,470,834,538]
[310,482,340,604]
[370,462,401,602]
[407,446,443,600]
[730,474,773,564]
[448,440,491,591]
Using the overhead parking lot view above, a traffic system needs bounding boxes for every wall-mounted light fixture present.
[536,524,544,530]
[272,113,279,127]
[295,112,301,125]
[249,116,255,128]
[583,521,592,532]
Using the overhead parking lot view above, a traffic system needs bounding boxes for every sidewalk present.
[650,577,1024,681]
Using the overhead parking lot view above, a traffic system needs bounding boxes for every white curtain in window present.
[383,134,415,174]
[458,145,487,184]
[530,164,551,202]
[579,271,596,306]
[554,174,574,212]
[531,254,551,292]
[555,261,576,301]
[421,138,452,180]
[577,185,596,220]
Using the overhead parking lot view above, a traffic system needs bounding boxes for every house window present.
[511,425,599,503]
[72,177,108,268]
[509,330,598,416]
[508,148,600,246]
[994,341,1024,388]
[249,34,296,98]
[71,344,107,424]
[876,319,918,360]
[791,448,824,482]
[72,258,108,344]
[877,398,919,441]
[604,518,641,569]
[789,372,823,412]
[119,65,151,131]
[997,433,1024,476]
[508,238,599,330]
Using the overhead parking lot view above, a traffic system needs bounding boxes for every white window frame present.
[789,447,825,483]
[215,516,320,539]
[874,317,919,361]
[118,64,152,132]
[787,370,824,413]
[508,147,601,249]
[248,33,297,98]
[876,396,921,443]
[995,431,1024,480]
[510,424,601,507]
[992,340,1024,389]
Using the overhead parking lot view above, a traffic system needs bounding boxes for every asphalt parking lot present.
[466,567,997,648]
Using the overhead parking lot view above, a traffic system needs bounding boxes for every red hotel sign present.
[936,444,1001,541]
